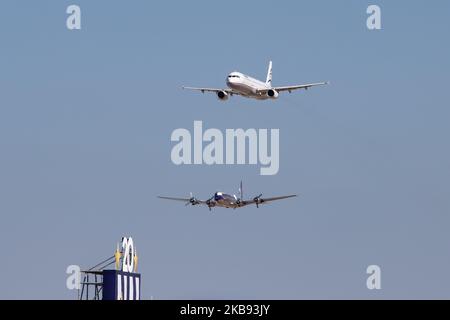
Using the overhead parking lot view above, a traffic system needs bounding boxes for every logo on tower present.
[70,236,142,300]
[115,237,139,273]
[105,236,141,300]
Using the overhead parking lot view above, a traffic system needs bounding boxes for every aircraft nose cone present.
[226,77,237,89]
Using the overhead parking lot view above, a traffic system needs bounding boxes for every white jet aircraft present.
[182,61,328,101]
[158,181,297,211]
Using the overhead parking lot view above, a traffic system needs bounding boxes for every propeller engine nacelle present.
[206,198,216,211]
[217,91,229,101]
[189,197,200,205]
[186,192,200,206]
[253,194,264,208]
[267,89,279,99]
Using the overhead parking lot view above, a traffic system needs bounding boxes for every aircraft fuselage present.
[226,72,272,100]
[213,192,241,209]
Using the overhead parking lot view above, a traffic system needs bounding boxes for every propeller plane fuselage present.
[158,182,296,211]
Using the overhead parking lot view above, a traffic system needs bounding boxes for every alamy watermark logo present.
[367,5,382,30]
[66,5,81,30]
[366,265,382,290]
[170,121,280,175]
[66,265,81,290]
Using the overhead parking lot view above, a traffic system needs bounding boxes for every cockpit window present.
[228,75,240,78]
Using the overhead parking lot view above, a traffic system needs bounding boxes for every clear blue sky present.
[0,0,449,299]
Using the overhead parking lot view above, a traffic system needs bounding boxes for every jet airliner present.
[183,61,328,101]
[158,181,297,211]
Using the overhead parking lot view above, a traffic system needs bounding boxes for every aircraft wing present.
[158,196,207,204]
[182,86,241,96]
[258,82,329,94]
[241,194,297,207]
[158,196,192,202]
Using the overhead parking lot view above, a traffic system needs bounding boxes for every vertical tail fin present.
[266,60,273,86]
[239,181,243,200]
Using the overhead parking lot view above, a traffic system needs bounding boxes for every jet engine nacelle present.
[217,91,229,101]
[267,89,279,99]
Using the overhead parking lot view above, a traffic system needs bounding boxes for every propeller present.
[205,195,215,211]
[186,192,199,206]
[253,194,263,208]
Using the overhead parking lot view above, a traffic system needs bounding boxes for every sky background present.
[0,0,449,299]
